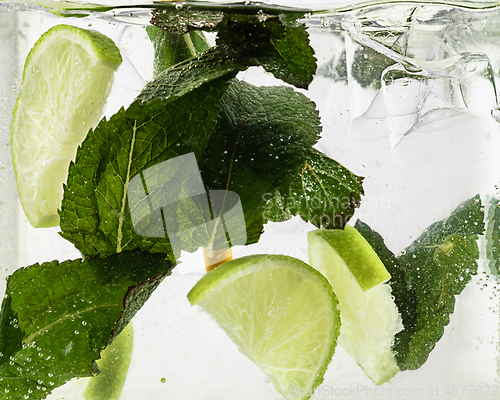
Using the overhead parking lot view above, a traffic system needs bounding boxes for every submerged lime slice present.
[308,227,403,385]
[11,24,122,228]
[188,254,341,400]
[84,322,134,400]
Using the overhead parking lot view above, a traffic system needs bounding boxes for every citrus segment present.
[84,322,134,400]
[11,24,122,227]
[308,228,403,385]
[188,254,340,400]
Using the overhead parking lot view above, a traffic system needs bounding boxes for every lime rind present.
[188,254,341,400]
[308,229,402,385]
[11,24,122,227]
[311,225,391,291]
[19,25,122,82]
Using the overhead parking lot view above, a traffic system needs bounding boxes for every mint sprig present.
[0,251,172,399]
[356,195,485,371]
[4,11,364,399]
[150,10,317,88]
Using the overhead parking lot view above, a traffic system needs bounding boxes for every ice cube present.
[382,53,498,166]
[342,8,499,165]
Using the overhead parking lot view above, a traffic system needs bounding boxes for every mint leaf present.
[137,47,243,104]
[60,52,238,258]
[148,10,317,88]
[148,5,309,36]
[216,14,317,88]
[266,150,364,229]
[150,8,225,35]
[146,26,211,78]
[486,197,500,276]
[0,251,172,399]
[356,195,484,371]
[198,79,321,245]
[396,234,481,371]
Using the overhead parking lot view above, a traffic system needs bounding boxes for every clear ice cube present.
[343,6,500,165]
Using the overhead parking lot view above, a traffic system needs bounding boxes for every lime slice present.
[188,254,340,400]
[308,226,403,385]
[84,322,134,400]
[11,24,122,228]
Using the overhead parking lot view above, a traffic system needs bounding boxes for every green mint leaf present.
[60,51,238,258]
[138,47,243,104]
[397,234,480,370]
[148,5,310,35]
[146,26,211,78]
[198,79,321,245]
[0,251,172,399]
[266,150,364,229]
[150,8,225,35]
[486,197,500,276]
[349,44,396,89]
[402,195,484,248]
[357,195,484,371]
[216,14,317,88]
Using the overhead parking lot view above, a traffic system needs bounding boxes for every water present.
[1,1,500,399]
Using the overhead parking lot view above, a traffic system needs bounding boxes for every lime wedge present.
[11,24,122,228]
[308,227,403,385]
[188,254,340,400]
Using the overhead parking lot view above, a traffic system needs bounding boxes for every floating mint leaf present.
[266,150,364,229]
[486,197,500,277]
[198,79,321,245]
[148,5,308,35]
[0,251,172,399]
[150,8,225,35]
[402,195,484,247]
[60,51,239,258]
[137,47,243,104]
[356,195,484,371]
[399,234,480,370]
[216,14,317,88]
